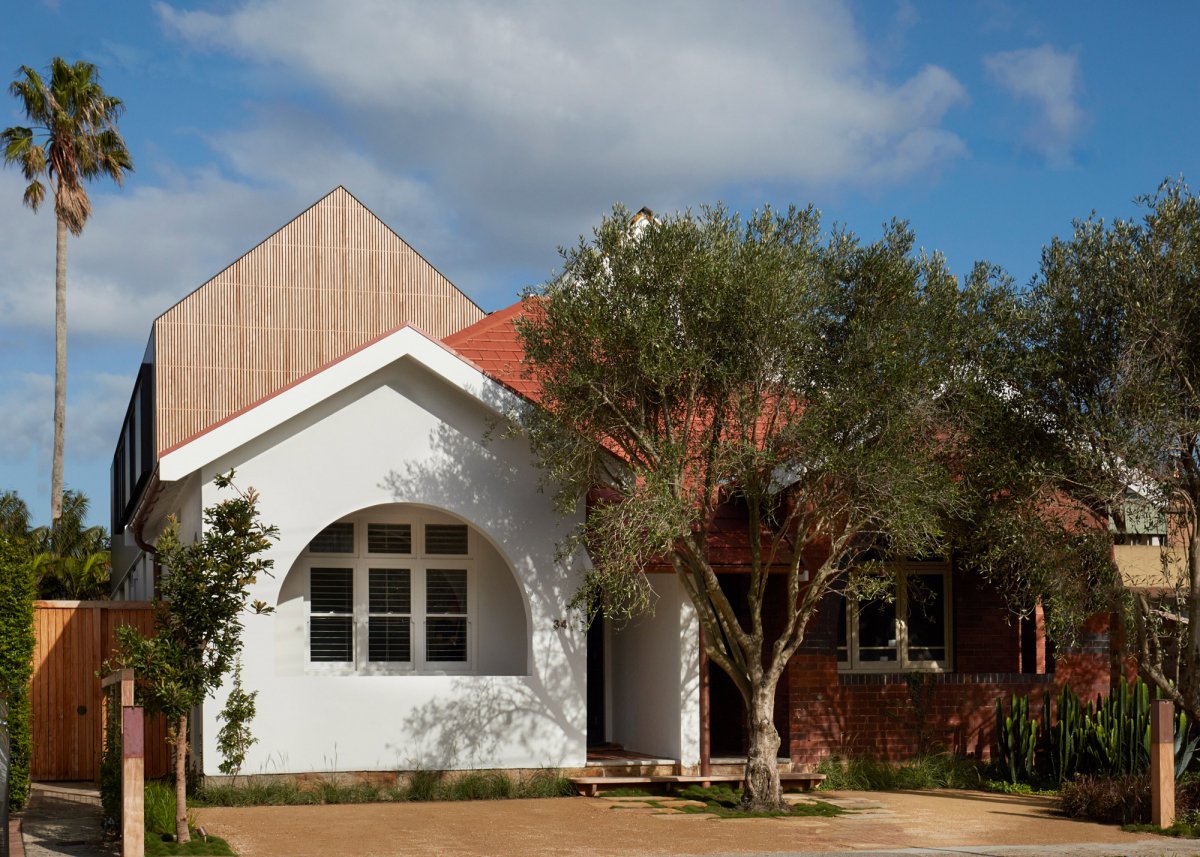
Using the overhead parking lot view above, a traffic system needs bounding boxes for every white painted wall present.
[608,574,700,766]
[180,348,587,775]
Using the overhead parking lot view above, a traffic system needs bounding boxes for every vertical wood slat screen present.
[154,186,486,456]
[31,602,171,781]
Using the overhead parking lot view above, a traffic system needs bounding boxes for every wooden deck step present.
[570,776,655,797]
[665,773,826,792]
[780,772,826,792]
[569,772,826,797]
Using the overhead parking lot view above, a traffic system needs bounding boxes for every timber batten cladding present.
[152,186,485,456]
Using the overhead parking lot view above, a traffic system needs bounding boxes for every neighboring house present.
[1111,491,1188,592]
[111,188,1113,778]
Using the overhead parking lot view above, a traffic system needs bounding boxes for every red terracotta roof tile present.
[443,300,541,400]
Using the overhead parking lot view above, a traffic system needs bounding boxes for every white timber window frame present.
[305,512,475,675]
[836,560,953,673]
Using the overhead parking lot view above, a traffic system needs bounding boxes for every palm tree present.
[2,58,132,522]
[30,490,111,599]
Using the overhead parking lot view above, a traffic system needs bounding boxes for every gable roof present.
[442,299,540,400]
[152,186,485,455]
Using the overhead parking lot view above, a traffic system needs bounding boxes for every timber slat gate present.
[31,601,170,781]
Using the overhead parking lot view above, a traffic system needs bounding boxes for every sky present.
[1,0,1198,529]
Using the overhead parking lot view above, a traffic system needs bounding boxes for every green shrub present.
[145,780,197,839]
[0,534,35,811]
[817,753,982,791]
[404,769,443,801]
[190,780,317,807]
[190,768,574,807]
[1177,773,1200,815]
[981,779,1057,796]
[314,780,384,804]
[446,771,513,801]
[515,769,574,798]
[100,695,122,826]
[215,660,258,777]
[1059,774,1150,825]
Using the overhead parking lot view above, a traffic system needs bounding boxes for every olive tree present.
[966,181,1200,720]
[515,205,983,809]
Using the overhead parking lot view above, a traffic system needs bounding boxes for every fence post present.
[1151,699,1175,828]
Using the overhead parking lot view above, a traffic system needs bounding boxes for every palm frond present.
[23,179,45,211]
[4,57,132,232]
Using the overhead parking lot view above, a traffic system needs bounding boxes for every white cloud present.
[0,167,318,341]
[2,2,974,344]
[0,370,128,465]
[984,44,1085,165]
[159,1,966,188]
[0,373,52,462]
[156,0,968,288]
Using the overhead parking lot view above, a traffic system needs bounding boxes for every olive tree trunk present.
[1181,528,1200,723]
[743,682,783,809]
[51,214,67,523]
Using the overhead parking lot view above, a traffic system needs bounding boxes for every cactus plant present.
[994,693,1038,785]
[1047,685,1088,782]
[1043,678,1195,783]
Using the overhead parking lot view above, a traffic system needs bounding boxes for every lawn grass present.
[145,833,236,856]
[980,779,1058,797]
[676,800,844,819]
[1123,820,1200,838]
[669,784,846,819]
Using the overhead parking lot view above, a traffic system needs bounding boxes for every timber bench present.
[569,772,825,797]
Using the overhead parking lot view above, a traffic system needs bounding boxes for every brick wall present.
[784,572,1113,766]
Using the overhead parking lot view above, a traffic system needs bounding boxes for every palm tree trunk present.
[51,214,67,523]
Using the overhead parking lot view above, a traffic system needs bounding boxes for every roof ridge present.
[153,186,484,329]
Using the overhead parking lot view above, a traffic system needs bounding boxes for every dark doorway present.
[706,574,792,757]
[586,615,606,746]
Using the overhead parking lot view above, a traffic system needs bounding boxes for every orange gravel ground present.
[194,789,1192,857]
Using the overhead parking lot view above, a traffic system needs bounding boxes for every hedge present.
[0,533,35,810]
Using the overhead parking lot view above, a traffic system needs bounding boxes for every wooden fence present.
[31,601,169,781]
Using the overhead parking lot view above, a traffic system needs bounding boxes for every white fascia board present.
[158,326,523,483]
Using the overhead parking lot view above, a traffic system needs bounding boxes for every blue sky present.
[1,0,1198,528]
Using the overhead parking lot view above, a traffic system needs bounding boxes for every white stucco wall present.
[608,574,700,766]
[160,342,588,775]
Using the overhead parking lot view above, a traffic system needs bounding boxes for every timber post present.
[102,670,144,857]
[1151,699,1175,829]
